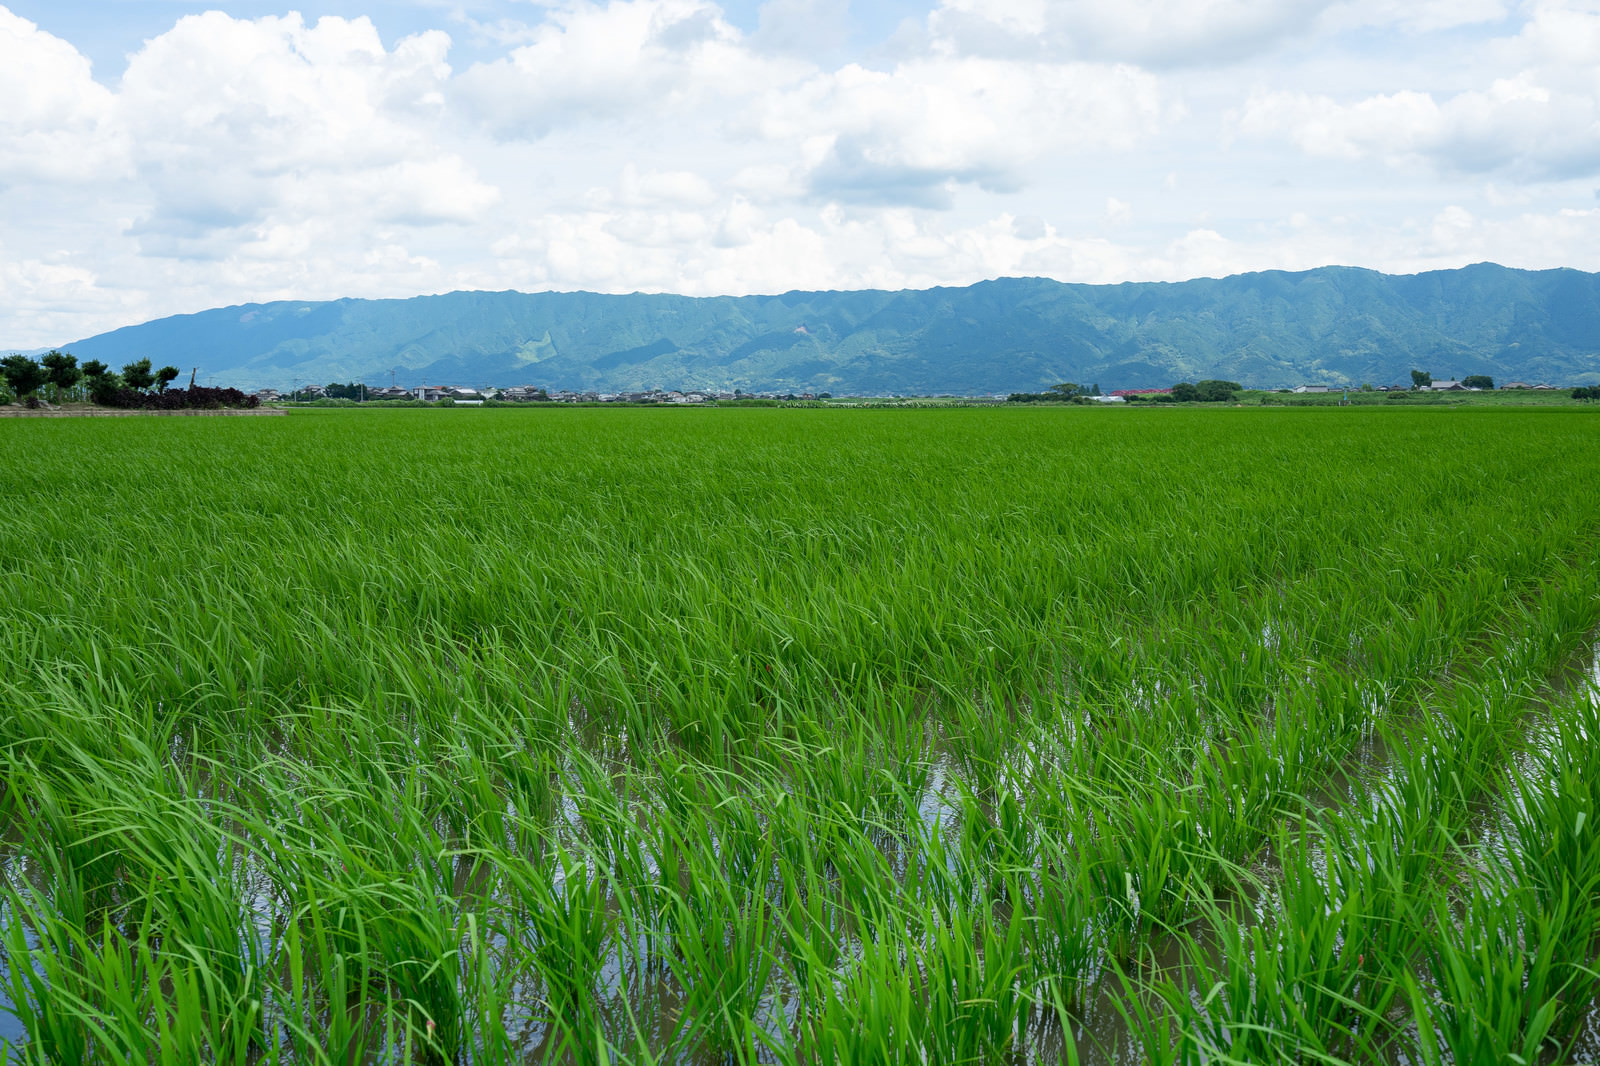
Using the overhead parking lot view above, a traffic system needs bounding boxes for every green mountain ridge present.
[40,263,1600,393]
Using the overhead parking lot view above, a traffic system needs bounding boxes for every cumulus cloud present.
[0,10,498,251]
[454,0,798,138]
[1235,0,1600,180]
[470,183,1600,311]
[452,0,1171,208]
[0,7,508,343]
[4,0,1600,352]
[1237,77,1600,180]
[927,0,1337,66]
[1318,0,1512,34]
[753,0,853,54]
[756,58,1170,205]
[118,13,497,248]
[0,10,124,182]
[0,247,130,345]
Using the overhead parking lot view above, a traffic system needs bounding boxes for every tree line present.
[2,351,181,406]
[1410,370,1496,389]
[1006,383,1103,402]
[1,352,256,410]
[1008,380,1245,403]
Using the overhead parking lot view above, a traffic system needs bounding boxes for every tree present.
[1410,369,1432,389]
[155,365,181,391]
[1047,383,1081,399]
[1462,375,1494,390]
[1170,381,1199,402]
[1195,379,1243,402]
[79,360,120,405]
[122,358,156,391]
[1,354,47,399]
[41,351,81,400]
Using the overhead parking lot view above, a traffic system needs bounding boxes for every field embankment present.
[0,407,285,418]
[1,406,1598,1064]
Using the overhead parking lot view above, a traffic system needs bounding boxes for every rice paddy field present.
[3,405,1600,1065]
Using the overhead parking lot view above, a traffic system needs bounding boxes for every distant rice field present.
[2,406,1599,1064]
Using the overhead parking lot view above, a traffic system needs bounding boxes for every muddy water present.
[0,844,38,1048]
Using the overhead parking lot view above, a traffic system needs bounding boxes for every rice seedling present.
[2,406,1599,1063]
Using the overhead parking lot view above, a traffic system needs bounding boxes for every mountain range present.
[39,262,1600,394]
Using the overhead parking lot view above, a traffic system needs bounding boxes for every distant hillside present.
[45,264,1600,393]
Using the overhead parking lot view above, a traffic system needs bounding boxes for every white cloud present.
[453,0,1171,208]
[3,0,1600,352]
[755,58,1170,205]
[1237,77,1600,179]
[117,13,497,247]
[473,188,1600,307]
[615,164,721,207]
[1318,0,1512,34]
[0,248,129,345]
[753,0,853,54]
[454,0,800,138]
[928,0,1337,66]
[0,9,124,182]
[1235,0,1600,180]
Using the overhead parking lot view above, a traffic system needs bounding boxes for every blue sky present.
[2,0,1597,346]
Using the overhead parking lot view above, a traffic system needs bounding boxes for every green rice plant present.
[800,927,925,1066]
[289,874,468,1061]
[1019,830,1099,1009]
[1408,881,1572,1066]
[1161,838,1404,1065]
[3,879,97,1065]
[796,899,1029,1066]
[773,825,848,1002]
[1083,776,1197,961]
[505,846,612,1023]
[1491,692,1600,1050]
[4,408,1600,1062]
[278,896,379,1064]
[953,778,1033,905]
[658,857,779,1059]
